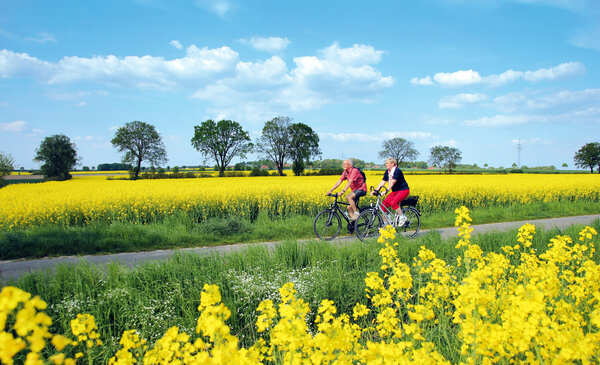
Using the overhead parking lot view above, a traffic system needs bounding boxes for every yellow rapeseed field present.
[2,208,599,363]
[0,173,598,230]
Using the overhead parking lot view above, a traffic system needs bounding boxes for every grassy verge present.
[7,220,600,363]
[1,200,599,260]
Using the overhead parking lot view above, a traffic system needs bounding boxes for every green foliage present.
[257,116,293,176]
[250,167,269,176]
[97,163,133,171]
[34,134,79,180]
[0,151,15,177]
[289,122,321,176]
[305,168,344,176]
[378,137,419,164]
[198,216,252,236]
[191,119,253,177]
[135,172,203,179]
[292,160,305,176]
[429,145,462,173]
[312,159,343,169]
[574,142,600,173]
[111,121,168,180]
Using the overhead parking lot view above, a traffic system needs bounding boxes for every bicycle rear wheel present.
[398,206,420,238]
[355,209,384,242]
[313,209,342,241]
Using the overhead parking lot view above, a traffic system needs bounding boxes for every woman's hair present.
[385,157,397,165]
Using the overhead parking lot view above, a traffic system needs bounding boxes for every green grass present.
[1,200,599,260]
[7,220,600,363]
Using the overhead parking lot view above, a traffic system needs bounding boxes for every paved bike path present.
[2,214,599,282]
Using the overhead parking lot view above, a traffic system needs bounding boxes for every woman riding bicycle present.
[372,157,410,225]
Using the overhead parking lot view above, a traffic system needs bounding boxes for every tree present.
[256,116,293,176]
[111,121,168,180]
[562,163,568,168]
[378,137,419,165]
[34,134,79,180]
[429,145,462,173]
[289,123,321,176]
[0,151,15,177]
[574,142,600,173]
[191,120,253,177]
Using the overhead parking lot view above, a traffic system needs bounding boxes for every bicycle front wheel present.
[313,209,342,241]
[398,206,421,239]
[355,209,384,242]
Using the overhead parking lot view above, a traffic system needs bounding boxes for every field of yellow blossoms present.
[2,208,599,364]
[1,173,599,230]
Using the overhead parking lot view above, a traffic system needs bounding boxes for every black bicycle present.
[354,186,421,241]
[313,193,364,241]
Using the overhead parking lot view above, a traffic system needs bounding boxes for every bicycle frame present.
[355,186,421,241]
[326,193,352,224]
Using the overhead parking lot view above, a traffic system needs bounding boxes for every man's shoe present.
[352,212,360,220]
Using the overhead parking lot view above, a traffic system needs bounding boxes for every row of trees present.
[117,116,321,178]
[8,123,597,182]
[0,121,464,182]
[189,116,321,177]
[378,138,463,173]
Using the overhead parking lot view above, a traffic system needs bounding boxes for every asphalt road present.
[1,214,599,282]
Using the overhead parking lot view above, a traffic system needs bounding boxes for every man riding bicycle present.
[372,157,410,225]
[326,159,367,221]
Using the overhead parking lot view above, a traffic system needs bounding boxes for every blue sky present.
[1,0,599,169]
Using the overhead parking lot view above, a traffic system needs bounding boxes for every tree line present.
[3,118,598,182]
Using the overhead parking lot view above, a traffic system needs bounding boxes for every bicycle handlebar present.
[369,185,389,196]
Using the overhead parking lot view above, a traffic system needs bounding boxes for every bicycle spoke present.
[355,209,383,241]
[313,210,341,241]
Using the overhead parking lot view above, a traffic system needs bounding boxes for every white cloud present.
[484,69,524,87]
[194,43,393,112]
[412,61,585,87]
[0,46,239,88]
[523,62,585,82]
[464,114,546,127]
[320,42,384,66]
[433,70,482,87]
[1,120,27,132]
[0,50,54,79]
[1,42,392,114]
[381,131,437,140]
[169,40,183,49]
[239,37,291,52]
[439,93,488,109]
[410,76,434,86]
[493,88,600,112]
